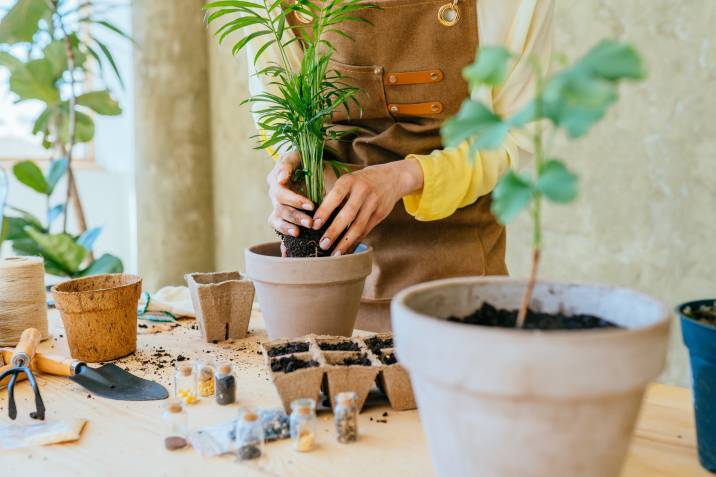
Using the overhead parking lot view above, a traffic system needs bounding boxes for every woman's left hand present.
[312,160,424,256]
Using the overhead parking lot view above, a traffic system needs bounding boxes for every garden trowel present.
[1,350,168,401]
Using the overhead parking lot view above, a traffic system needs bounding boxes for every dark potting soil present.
[336,353,371,366]
[380,352,398,365]
[270,356,319,373]
[448,303,620,331]
[364,336,393,356]
[266,342,309,357]
[278,208,344,258]
[318,341,360,351]
[684,303,716,326]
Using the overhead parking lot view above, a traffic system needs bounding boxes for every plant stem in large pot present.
[392,277,671,477]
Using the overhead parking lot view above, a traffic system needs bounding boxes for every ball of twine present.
[0,257,48,347]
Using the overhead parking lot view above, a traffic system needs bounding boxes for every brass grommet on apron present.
[438,0,460,27]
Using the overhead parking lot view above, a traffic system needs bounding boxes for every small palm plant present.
[442,41,645,327]
[205,0,375,205]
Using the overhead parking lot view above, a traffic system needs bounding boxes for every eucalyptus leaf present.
[463,46,512,88]
[12,161,48,194]
[579,40,645,81]
[536,159,578,203]
[25,228,88,275]
[441,100,508,150]
[77,226,102,251]
[0,0,51,43]
[80,253,124,276]
[491,170,535,224]
[47,204,65,225]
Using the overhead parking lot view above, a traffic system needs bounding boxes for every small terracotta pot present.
[392,277,671,477]
[52,274,142,362]
[245,242,372,339]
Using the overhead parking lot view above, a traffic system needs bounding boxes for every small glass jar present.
[162,399,188,450]
[290,398,317,452]
[235,408,264,461]
[174,362,197,405]
[335,391,358,443]
[196,360,215,398]
[215,363,236,405]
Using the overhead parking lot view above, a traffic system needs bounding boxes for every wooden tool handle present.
[30,353,77,377]
[12,328,42,366]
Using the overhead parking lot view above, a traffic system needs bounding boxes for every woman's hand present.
[266,151,315,239]
[312,160,424,256]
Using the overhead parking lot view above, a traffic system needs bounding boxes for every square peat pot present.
[679,299,716,473]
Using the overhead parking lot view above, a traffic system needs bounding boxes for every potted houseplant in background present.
[677,299,716,473]
[205,0,374,339]
[0,0,142,362]
[0,0,129,278]
[391,41,672,477]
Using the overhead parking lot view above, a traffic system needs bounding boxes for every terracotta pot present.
[52,274,142,363]
[185,271,255,343]
[245,242,372,339]
[391,277,671,477]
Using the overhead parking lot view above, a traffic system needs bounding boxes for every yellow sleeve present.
[403,0,554,222]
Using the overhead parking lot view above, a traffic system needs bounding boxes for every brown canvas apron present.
[290,0,507,331]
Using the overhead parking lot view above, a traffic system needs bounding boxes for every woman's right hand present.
[267,151,315,240]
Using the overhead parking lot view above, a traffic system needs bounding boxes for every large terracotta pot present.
[52,274,142,362]
[245,242,372,339]
[391,277,671,477]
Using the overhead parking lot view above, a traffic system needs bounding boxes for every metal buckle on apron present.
[438,0,460,27]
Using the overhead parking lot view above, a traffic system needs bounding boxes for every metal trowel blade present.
[70,364,168,401]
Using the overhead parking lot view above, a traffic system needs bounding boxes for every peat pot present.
[52,274,142,362]
[679,299,716,473]
[245,242,372,340]
[392,277,671,477]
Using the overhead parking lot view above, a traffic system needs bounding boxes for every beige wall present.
[203,0,716,386]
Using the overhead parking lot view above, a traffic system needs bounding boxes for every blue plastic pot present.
[679,299,716,473]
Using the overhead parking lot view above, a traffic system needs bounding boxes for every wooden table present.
[1,309,710,477]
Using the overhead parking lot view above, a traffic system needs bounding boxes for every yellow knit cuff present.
[402,154,445,222]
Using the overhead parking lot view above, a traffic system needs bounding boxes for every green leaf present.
[46,158,68,194]
[0,51,22,72]
[579,40,646,81]
[9,59,60,104]
[11,237,42,257]
[491,170,535,224]
[536,159,578,203]
[79,253,123,276]
[13,160,48,194]
[77,90,122,115]
[25,228,88,275]
[56,107,95,144]
[441,100,509,150]
[463,46,512,88]
[0,0,51,43]
[32,106,52,136]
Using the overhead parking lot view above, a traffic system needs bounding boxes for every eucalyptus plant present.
[205,0,375,204]
[442,40,645,327]
[0,0,129,276]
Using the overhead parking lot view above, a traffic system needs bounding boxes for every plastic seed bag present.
[0,419,87,449]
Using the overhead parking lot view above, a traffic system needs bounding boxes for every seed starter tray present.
[262,333,416,413]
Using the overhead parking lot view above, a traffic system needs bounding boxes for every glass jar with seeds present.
[335,391,358,443]
[174,362,197,405]
[290,398,317,452]
[235,408,264,461]
[215,362,236,405]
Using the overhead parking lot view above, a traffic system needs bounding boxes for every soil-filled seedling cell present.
[270,354,319,373]
[364,335,394,356]
[316,337,360,352]
[323,351,372,367]
[266,341,310,357]
[448,303,620,330]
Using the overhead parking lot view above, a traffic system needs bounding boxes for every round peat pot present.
[679,299,716,473]
[52,274,142,362]
[245,242,372,339]
[392,277,671,477]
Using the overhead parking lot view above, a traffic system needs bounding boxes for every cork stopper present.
[336,392,357,405]
[200,366,213,380]
[166,400,183,413]
[291,398,315,416]
[243,411,258,422]
[179,365,192,376]
[218,363,232,375]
